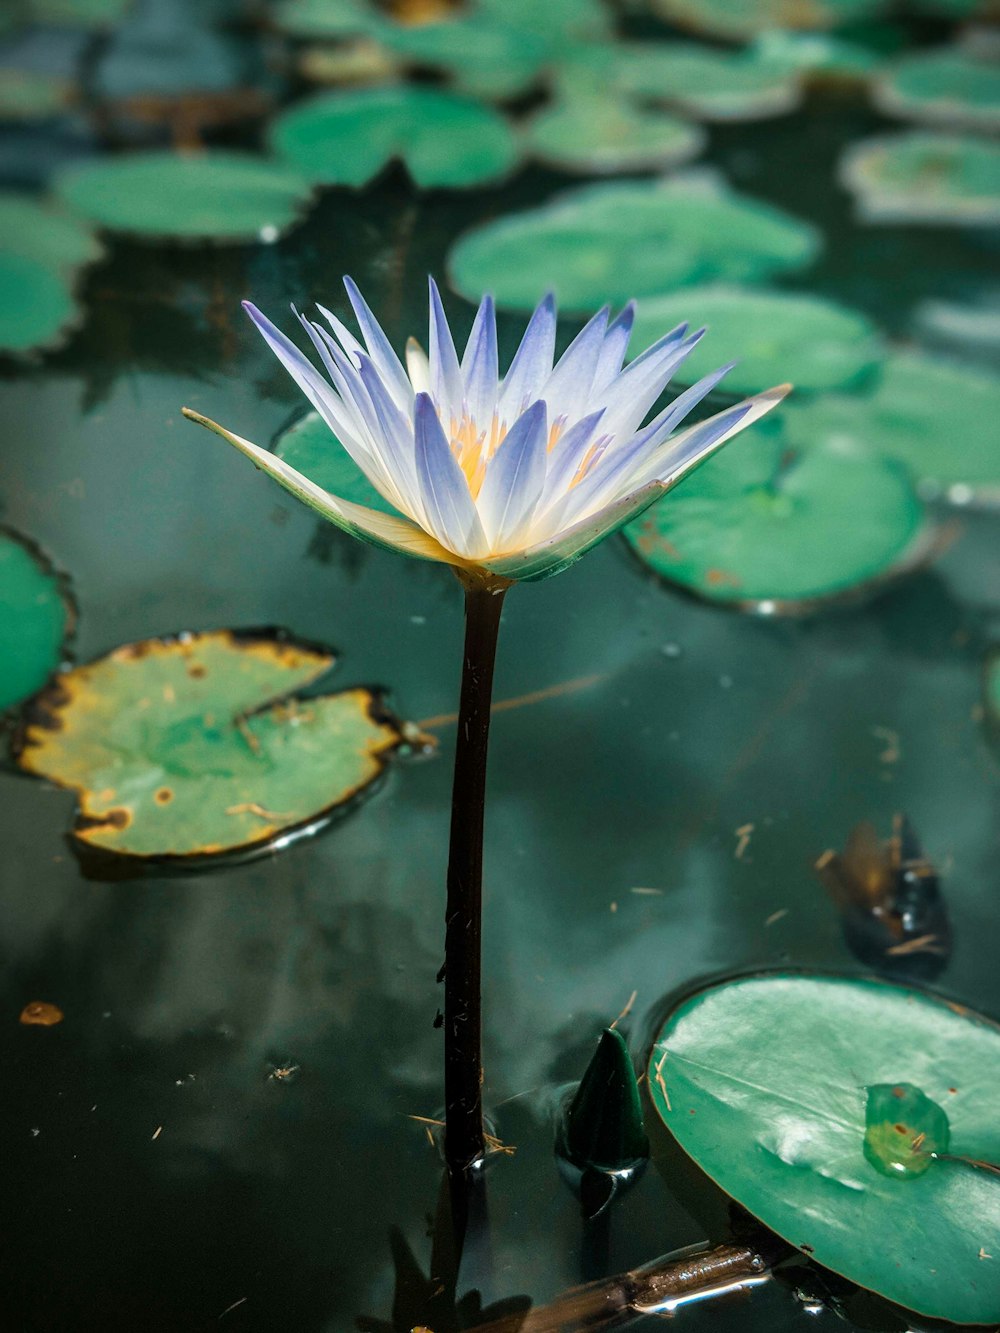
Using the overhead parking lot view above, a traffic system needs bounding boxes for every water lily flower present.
[183,277,789,583]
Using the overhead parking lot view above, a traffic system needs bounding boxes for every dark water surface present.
[2,97,999,1332]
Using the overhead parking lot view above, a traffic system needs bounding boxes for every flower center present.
[448,412,507,499]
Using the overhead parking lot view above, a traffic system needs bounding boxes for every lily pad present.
[24,0,133,26]
[0,194,102,274]
[648,973,1000,1323]
[782,351,1000,503]
[0,528,74,714]
[380,18,550,100]
[53,151,313,243]
[448,175,821,312]
[474,0,609,41]
[985,652,1000,731]
[16,630,407,862]
[268,86,518,189]
[748,31,885,81]
[523,95,705,175]
[631,287,883,397]
[875,49,1000,134]
[0,68,74,121]
[272,0,382,39]
[273,411,396,514]
[648,0,887,41]
[298,39,400,88]
[840,131,1000,225]
[623,426,929,612]
[0,195,100,353]
[608,43,803,122]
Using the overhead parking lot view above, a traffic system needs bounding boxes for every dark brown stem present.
[440,568,510,1174]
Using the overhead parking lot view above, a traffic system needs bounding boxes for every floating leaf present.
[986,651,1000,731]
[648,973,1000,1323]
[523,94,704,175]
[0,68,74,121]
[647,0,886,41]
[474,0,609,41]
[269,85,518,189]
[606,43,802,122]
[273,411,396,514]
[0,194,102,353]
[624,425,929,612]
[53,152,313,242]
[840,130,1000,225]
[782,351,1000,503]
[17,630,407,862]
[380,18,550,100]
[272,0,382,39]
[631,287,883,397]
[298,39,400,88]
[748,30,885,81]
[23,0,133,27]
[0,528,73,714]
[448,175,820,312]
[0,194,102,274]
[875,48,1000,134]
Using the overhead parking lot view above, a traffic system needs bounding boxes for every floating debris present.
[20,1001,64,1026]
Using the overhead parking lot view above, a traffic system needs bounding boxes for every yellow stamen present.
[547,420,564,453]
[447,411,508,499]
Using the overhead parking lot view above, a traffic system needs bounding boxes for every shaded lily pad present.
[0,194,102,273]
[0,528,74,714]
[0,195,101,353]
[985,652,1000,732]
[782,351,1000,503]
[448,174,821,312]
[0,68,74,120]
[609,43,803,122]
[648,973,1000,1323]
[648,0,886,41]
[53,151,313,242]
[17,630,408,862]
[272,0,381,39]
[474,0,609,41]
[273,410,396,514]
[269,85,518,188]
[624,425,929,612]
[24,0,133,26]
[631,287,884,396]
[875,49,1000,133]
[380,18,550,100]
[523,95,705,175]
[840,131,1000,224]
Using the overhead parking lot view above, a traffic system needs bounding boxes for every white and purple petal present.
[414,393,488,557]
[476,400,548,551]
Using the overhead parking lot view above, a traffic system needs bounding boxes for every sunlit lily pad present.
[0,528,73,714]
[609,43,802,122]
[748,30,885,81]
[272,0,382,39]
[648,0,886,40]
[624,426,929,612]
[380,18,550,99]
[53,151,313,242]
[0,195,101,352]
[840,131,1000,224]
[269,85,518,188]
[448,175,820,312]
[273,411,396,514]
[523,95,705,175]
[0,68,74,120]
[648,973,1000,1323]
[631,287,883,397]
[782,351,1000,504]
[17,630,408,862]
[875,49,1000,133]
[298,39,400,88]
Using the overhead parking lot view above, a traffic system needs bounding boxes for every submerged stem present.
[441,568,511,1174]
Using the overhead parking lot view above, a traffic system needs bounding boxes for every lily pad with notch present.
[16,629,410,863]
[268,85,519,189]
[647,972,1000,1323]
[52,151,313,243]
[624,423,931,614]
[448,174,820,312]
[0,527,74,715]
[630,286,884,397]
[840,130,1000,225]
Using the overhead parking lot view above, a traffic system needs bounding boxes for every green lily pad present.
[272,411,397,515]
[523,95,705,175]
[748,30,885,81]
[0,196,101,353]
[0,194,102,275]
[608,43,803,122]
[782,351,1000,503]
[448,175,821,312]
[648,0,886,41]
[875,49,1000,133]
[474,0,609,42]
[298,39,401,88]
[840,131,1000,225]
[23,0,133,26]
[648,973,1000,1323]
[269,85,518,189]
[631,287,883,397]
[0,68,74,120]
[624,426,929,612]
[17,630,408,862]
[380,18,550,99]
[272,0,382,39]
[53,152,313,243]
[0,528,73,714]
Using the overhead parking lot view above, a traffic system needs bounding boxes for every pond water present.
[2,5,1000,1330]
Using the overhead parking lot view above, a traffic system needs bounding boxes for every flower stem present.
[441,568,510,1174]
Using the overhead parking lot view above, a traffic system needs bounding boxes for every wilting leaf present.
[648,973,1000,1322]
[268,85,519,189]
[875,47,1000,134]
[53,152,313,242]
[0,528,73,713]
[782,350,1000,503]
[624,423,929,612]
[17,630,408,862]
[448,174,820,312]
[840,130,1000,225]
[630,286,884,396]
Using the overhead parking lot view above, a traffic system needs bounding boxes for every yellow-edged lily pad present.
[17,629,408,862]
[523,94,705,175]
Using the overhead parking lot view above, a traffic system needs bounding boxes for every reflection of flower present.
[183,278,788,582]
